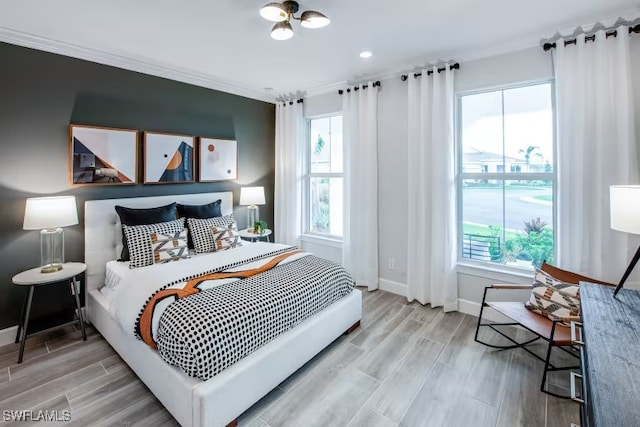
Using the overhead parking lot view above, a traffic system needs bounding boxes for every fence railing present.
[462,233,501,261]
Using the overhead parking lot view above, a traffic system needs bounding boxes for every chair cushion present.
[525,269,580,323]
[487,301,572,345]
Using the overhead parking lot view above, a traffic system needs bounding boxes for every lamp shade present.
[260,2,288,22]
[610,185,640,235]
[23,196,79,230]
[240,187,266,206]
[271,21,294,40]
[300,10,330,29]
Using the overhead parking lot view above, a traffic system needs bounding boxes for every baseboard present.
[458,298,512,323]
[0,325,18,348]
[0,307,89,349]
[378,279,407,297]
[377,280,498,318]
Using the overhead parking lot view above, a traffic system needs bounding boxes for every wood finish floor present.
[0,290,579,426]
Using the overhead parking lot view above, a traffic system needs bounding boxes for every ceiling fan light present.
[271,21,294,40]
[260,2,288,22]
[300,10,330,29]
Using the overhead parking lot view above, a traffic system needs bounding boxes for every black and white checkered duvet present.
[150,253,354,380]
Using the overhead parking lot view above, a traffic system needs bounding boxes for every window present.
[457,82,555,269]
[306,115,343,237]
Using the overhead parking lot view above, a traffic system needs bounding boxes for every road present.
[462,187,552,231]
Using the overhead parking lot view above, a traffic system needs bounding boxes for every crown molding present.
[0,27,277,104]
[304,80,346,98]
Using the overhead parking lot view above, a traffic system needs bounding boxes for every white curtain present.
[274,100,305,246]
[406,67,457,311]
[554,28,639,282]
[342,85,379,290]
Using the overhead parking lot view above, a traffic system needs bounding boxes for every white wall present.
[304,42,640,313]
[305,91,341,118]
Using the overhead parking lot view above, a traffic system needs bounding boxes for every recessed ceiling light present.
[360,51,373,59]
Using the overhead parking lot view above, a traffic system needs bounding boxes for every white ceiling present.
[1,0,639,102]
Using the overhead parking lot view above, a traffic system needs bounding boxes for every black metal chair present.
[474,262,614,398]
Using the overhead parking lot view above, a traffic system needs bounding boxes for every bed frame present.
[84,192,362,427]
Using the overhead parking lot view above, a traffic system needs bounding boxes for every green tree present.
[519,145,540,167]
[314,135,325,155]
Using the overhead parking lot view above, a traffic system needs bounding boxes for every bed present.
[84,192,362,427]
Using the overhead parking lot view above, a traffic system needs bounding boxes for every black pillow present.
[177,200,222,249]
[115,202,177,261]
[176,200,222,219]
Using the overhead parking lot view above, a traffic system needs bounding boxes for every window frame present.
[304,112,344,240]
[455,79,558,270]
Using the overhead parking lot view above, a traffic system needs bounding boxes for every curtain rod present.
[543,23,640,51]
[400,63,460,81]
[278,98,304,105]
[338,81,381,95]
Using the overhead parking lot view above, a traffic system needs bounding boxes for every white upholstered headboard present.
[84,192,233,295]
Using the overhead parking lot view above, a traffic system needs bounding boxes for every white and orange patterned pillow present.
[187,214,241,253]
[525,268,580,323]
[209,222,242,252]
[150,229,190,264]
[122,218,185,268]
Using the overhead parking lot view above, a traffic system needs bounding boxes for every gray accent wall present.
[0,42,275,329]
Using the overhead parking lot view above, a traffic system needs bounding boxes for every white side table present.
[238,228,272,242]
[12,262,87,363]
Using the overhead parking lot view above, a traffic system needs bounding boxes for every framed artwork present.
[69,124,138,186]
[144,131,195,184]
[199,137,238,182]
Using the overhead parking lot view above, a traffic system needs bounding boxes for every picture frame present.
[198,137,238,182]
[69,124,138,186]
[144,131,195,184]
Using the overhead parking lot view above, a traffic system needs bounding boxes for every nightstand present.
[238,228,272,242]
[12,262,87,363]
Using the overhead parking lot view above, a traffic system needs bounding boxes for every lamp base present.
[247,205,259,230]
[40,228,64,274]
[41,264,63,274]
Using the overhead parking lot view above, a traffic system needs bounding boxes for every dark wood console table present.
[579,282,640,426]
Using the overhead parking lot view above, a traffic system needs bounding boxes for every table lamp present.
[239,186,266,229]
[610,185,640,297]
[23,196,79,273]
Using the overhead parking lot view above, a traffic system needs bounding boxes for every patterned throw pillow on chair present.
[525,269,580,323]
[209,222,242,252]
[150,229,190,264]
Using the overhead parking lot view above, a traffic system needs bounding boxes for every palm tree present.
[519,145,540,171]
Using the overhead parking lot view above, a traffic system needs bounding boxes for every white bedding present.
[108,242,293,339]
[105,259,131,289]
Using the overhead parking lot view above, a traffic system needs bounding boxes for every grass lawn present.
[532,194,553,202]
[463,223,519,240]
[463,185,552,191]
